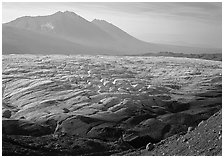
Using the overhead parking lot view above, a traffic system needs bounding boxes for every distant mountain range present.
[2,11,221,55]
[138,52,222,61]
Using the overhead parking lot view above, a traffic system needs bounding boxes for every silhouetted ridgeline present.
[137,52,222,61]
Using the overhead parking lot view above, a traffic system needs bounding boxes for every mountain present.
[138,52,222,61]
[92,19,221,54]
[2,25,120,55]
[2,11,221,55]
[92,19,140,42]
[4,11,116,46]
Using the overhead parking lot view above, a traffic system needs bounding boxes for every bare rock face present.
[62,108,70,113]
[2,109,12,118]
[87,123,123,141]
[146,142,154,151]
[165,101,190,113]
[54,115,103,137]
[2,119,52,136]
[138,118,170,140]
[187,126,194,133]
[122,118,170,148]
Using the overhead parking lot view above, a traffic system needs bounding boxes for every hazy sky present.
[2,2,222,48]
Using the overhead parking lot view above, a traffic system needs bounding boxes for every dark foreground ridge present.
[3,110,222,156]
[120,110,222,156]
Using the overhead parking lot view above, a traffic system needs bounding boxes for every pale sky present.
[2,2,222,49]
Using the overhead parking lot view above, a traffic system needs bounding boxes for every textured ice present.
[2,55,222,142]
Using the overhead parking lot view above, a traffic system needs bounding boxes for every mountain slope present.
[3,11,222,55]
[92,19,139,42]
[5,11,115,45]
[2,25,120,55]
[91,19,221,54]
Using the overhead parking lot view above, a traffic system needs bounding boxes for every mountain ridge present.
[3,11,222,55]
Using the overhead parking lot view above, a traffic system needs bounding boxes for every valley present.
[2,54,222,155]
